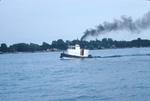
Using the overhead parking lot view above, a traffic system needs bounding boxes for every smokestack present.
[81,11,150,41]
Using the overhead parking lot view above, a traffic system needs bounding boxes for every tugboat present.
[60,44,92,59]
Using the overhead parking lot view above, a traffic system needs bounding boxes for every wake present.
[92,53,150,58]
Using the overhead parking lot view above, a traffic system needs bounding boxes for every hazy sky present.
[0,0,150,44]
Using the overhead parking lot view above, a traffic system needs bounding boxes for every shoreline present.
[1,46,150,55]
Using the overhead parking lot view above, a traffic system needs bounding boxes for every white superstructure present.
[66,44,89,57]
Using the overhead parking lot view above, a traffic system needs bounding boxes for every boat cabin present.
[66,44,89,57]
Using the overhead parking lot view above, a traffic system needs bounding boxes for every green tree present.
[0,43,8,52]
[51,39,67,50]
[41,42,51,50]
[11,43,30,52]
[30,43,41,52]
[56,39,67,50]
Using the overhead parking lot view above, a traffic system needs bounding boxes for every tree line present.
[0,38,150,53]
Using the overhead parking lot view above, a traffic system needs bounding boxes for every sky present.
[0,0,150,44]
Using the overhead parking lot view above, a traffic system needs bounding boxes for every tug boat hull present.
[60,53,92,59]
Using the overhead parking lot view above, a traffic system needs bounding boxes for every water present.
[0,47,150,101]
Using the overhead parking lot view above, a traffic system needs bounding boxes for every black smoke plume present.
[81,11,150,41]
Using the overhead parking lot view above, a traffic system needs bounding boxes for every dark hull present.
[60,53,92,59]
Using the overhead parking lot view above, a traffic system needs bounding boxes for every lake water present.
[0,48,150,101]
